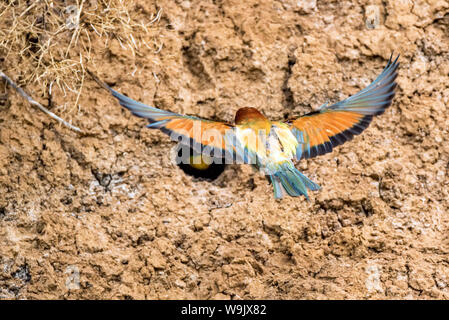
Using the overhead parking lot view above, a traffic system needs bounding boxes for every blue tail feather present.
[269,175,283,199]
[268,161,320,199]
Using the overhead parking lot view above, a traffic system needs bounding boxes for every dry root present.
[0,0,163,126]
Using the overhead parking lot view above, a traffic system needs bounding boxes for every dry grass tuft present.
[0,0,163,121]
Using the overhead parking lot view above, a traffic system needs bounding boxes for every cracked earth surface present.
[1,0,449,299]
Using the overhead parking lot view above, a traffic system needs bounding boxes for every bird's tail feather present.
[268,162,320,199]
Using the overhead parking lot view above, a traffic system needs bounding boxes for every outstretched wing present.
[89,71,235,157]
[287,54,399,160]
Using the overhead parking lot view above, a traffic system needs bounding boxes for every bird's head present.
[234,107,266,125]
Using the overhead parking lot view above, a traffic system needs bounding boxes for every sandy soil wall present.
[1,0,449,299]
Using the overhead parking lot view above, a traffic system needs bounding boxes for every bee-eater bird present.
[89,54,399,199]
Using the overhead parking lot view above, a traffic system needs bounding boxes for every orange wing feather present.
[289,54,399,160]
[291,111,367,159]
[163,118,233,152]
[99,83,234,155]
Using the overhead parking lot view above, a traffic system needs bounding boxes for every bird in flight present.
[90,54,399,199]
